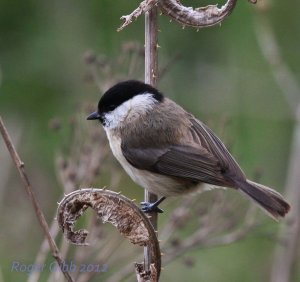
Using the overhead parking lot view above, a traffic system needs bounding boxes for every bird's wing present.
[189,117,245,180]
[121,143,231,186]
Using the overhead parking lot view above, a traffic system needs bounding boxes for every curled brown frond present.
[158,0,238,28]
[118,0,257,31]
[57,188,161,279]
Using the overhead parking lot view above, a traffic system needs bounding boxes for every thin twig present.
[163,204,258,264]
[0,117,74,282]
[28,220,60,282]
[118,0,158,31]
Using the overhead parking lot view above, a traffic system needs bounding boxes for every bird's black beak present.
[87,111,101,120]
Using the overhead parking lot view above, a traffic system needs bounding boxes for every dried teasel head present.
[57,188,161,279]
[118,0,257,31]
[158,0,238,28]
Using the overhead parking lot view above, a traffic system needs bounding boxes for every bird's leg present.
[141,196,166,213]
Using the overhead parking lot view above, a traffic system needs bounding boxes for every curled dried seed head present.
[57,188,161,278]
[158,0,238,28]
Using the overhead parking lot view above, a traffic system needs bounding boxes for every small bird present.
[87,80,290,220]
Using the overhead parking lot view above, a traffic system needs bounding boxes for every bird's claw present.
[140,201,164,213]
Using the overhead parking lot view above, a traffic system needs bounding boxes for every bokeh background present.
[0,0,299,281]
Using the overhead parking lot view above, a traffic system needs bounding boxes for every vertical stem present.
[270,106,300,282]
[145,8,158,87]
[144,6,159,274]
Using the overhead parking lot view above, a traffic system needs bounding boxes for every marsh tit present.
[87,80,290,220]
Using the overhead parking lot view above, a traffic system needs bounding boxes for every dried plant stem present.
[270,108,300,282]
[145,8,158,87]
[28,220,60,282]
[144,6,159,280]
[0,117,74,282]
[254,5,300,281]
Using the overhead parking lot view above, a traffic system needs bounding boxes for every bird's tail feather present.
[237,179,290,221]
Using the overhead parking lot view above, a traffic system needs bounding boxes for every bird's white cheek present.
[103,104,131,129]
[102,93,157,129]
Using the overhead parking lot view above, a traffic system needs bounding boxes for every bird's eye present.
[107,105,115,111]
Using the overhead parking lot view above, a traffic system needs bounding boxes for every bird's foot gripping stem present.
[140,196,166,213]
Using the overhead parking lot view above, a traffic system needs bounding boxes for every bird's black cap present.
[97,80,164,114]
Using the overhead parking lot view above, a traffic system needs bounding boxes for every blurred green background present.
[0,0,299,281]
